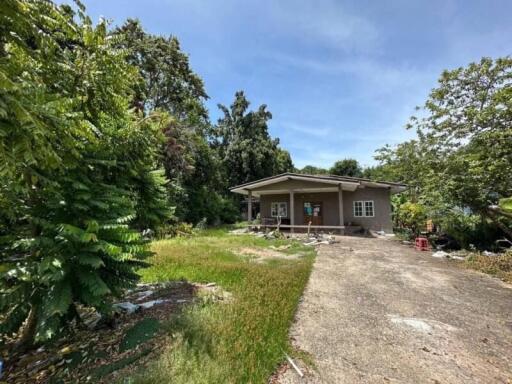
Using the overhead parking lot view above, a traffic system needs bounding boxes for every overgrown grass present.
[127,228,315,383]
[465,251,512,283]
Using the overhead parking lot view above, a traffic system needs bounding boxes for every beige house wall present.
[259,184,393,232]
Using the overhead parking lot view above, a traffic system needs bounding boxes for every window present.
[271,202,288,218]
[353,201,363,217]
[364,201,374,217]
[354,200,374,217]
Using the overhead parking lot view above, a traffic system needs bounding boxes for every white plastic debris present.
[113,302,140,314]
[432,251,449,258]
[482,250,497,257]
[285,354,304,378]
[139,299,169,309]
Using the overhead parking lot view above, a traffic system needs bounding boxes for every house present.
[230,173,407,234]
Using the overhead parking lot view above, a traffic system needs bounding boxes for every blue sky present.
[64,0,511,168]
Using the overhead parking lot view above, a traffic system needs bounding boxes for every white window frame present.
[364,200,375,217]
[353,200,375,217]
[271,202,288,218]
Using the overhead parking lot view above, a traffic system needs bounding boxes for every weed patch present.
[127,229,315,383]
[465,251,512,283]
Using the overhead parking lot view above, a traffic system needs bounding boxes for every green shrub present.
[440,211,502,250]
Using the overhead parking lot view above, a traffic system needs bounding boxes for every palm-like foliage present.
[0,0,171,346]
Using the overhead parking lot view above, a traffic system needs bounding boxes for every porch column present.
[338,184,344,233]
[247,190,252,224]
[289,190,295,233]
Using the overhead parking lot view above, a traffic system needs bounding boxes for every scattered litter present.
[402,240,412,245]
[139,299,169,309]
[113,302,140,314]
[432,251,449,258]
[482,250,497,257]
[285,354,304,378]
[302,232,337,246]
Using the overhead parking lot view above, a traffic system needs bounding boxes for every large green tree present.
[0,0,171,348]
[212,91,293,186]
[297,165,329,175]
[375,57,512,239]
[114,19,208,123]
[113,20,238,224]
[329,158,363,177]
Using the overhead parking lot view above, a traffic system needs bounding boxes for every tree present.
[0,0,171,348]
[212,91,286,186]
[297,165,329,175]
[274,148,294,174]
[329,159,363,177]
[113,19,208,123]
[375,57,512,240]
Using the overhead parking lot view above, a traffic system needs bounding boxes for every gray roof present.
[231,172,407,190]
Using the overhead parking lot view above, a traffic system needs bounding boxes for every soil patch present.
[237,246,301,263]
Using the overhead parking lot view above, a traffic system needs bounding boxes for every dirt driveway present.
[278,236,512,384]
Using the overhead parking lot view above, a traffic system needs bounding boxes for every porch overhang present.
[230,173,407,196]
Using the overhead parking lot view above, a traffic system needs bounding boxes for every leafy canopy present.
[0,0,171,346]
[374,57,512,240]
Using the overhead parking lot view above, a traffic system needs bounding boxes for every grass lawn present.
[126,228,316,383]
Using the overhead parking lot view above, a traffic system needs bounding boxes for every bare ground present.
[277,236,512,384]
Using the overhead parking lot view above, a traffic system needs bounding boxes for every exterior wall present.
[260,192,339,225]
[343,188,393,232]
[259,187,393,232]
[294,192,340,226]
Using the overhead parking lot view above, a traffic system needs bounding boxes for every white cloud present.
[267,0,379,52]
[279,121,332,137]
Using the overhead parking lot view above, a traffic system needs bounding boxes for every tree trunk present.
[14,305,38,352]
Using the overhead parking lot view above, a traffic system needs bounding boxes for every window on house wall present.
[354,200,374,217]
[364,201,374,217]
[271,202,288,217]
[353,201,363,217]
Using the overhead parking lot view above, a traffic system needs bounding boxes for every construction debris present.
[285,354,304,378]
[113,302,140,314]
[302,232,337,246]
[229,227,250,235]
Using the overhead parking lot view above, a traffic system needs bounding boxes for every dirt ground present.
[277,236,512,384]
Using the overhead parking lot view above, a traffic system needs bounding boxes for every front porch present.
[231,173,406,234]
[246,181,350,234]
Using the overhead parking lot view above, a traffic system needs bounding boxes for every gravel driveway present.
[277,236,512,384]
